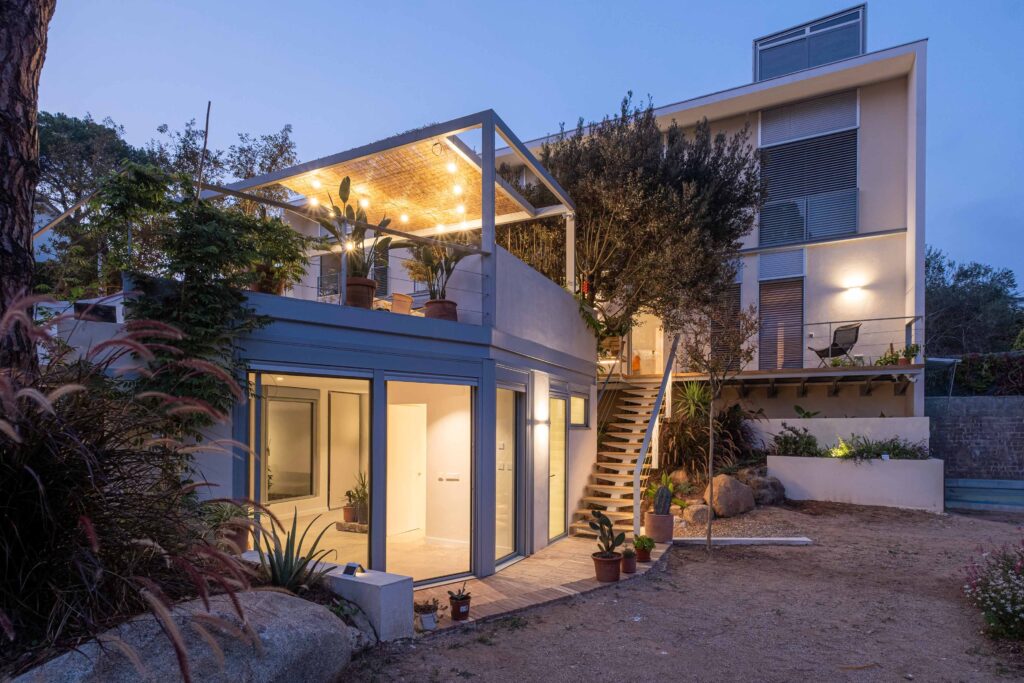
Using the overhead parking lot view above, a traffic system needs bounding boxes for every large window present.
[386,381,472,582]
[264,388,316,502]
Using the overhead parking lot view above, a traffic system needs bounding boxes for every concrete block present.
[322,567,414,642]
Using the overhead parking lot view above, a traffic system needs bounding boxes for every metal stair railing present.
[631,334,680,537]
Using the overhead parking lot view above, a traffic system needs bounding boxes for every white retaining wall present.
[751,417,930,450]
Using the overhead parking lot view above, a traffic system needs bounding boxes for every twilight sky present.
[38,0,1024,282]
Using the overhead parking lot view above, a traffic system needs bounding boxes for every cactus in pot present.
[589,510,625,582]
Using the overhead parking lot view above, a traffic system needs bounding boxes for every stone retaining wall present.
[926,396,1024,479]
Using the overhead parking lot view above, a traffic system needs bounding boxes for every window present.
[495,389,519,562]
[548,397,567,541]
[760,129,858,246]
[759,278,804,370]
[711,284,742,371]
[318,253,341,297]
[372,250,389,297]
[754,6,865,81]
[569,395,588,427]
[263,387,318,502]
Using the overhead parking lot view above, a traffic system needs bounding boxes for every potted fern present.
[448,581,472,621]
[644,472,686,543]
[403,233,472,321]
[589,509,625,582]
[315,176,393,309]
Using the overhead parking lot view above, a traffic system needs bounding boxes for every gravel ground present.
[673,504,805,538]
[343,503,1024,682]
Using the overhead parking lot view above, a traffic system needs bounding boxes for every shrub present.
[964,540,1024,639]
[827,435,929,461]
[255,512,334,593]
[1,301,252,677]
[955,352,1024,396]
[769,423,825,457]
[634,535,655,552]
[660,401,764,485]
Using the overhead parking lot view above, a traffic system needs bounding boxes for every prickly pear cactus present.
[589,510,626,556]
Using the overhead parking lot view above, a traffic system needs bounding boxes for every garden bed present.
[768,455,944,512]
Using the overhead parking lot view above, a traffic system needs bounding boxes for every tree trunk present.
[0,0,56,376]
[706,394,714,553]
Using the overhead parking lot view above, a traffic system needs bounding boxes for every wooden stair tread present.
[580,496,636,508]
[586,484,635,494]
[575,508,632,519]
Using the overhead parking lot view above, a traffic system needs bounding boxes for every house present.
[193,112,599,584]
[495,4,931,532]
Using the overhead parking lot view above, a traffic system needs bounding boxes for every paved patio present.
[414,536,669,630]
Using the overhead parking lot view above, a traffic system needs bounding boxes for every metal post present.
[565,212,575,292]
[339,221,349,306]
[481,113,497,326]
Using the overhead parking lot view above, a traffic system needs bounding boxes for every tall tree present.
[225,124,297,217]
[925,246,1024,356]
[0,0,56,375]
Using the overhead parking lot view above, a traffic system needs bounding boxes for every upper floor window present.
[754,5,866,82]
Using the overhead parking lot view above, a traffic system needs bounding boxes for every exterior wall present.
[858,78,908,233]
[768,455,944,512]
[927,397,1024,479]
[722,382,914,419]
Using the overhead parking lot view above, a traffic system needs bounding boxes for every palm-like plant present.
[315,176,393,278]
[255,510,334,592]
[403,233,471,300]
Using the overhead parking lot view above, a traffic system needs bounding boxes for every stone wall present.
[926,397,1024,480]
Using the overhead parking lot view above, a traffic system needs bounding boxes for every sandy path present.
[344,503,1024,682]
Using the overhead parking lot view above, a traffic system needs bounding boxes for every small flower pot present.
[424,299,458,321]
[355,502,369,525]
[636,547,652,563]
[346,276,377,309]
[644,512,674,543]
[898,357,911,367]
[621,554,637,574]
[592,552,622,582]
[416,611,438,631]
[449,597,471,621]
[342,505,357,523]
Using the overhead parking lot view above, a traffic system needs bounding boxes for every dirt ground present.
[343,503,1024,682]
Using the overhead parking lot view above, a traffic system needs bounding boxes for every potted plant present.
[900,343,920,367]
[644,472,686,543]
[589,509,625,582]
[202,501,251,554]
[342,489,358,523]
[875,343,901,367]
[348,472,369,525]
[448,582,472,621]
[315,176,393,309]
[414,597,446,631]
[403,233,473,321]
[621,546,637,574]
[634,535,655,562]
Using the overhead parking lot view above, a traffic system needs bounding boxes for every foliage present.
[403,232,475,300]
[447,582,471,601]
[622,546,636,558]
[588,510,625,557]
[963,540,1024,639]
[503,93,762,339]
[255,511,333,592]
[769,424,825,457]
[0,300,253,678]
[903,343,921,360]
[875,344,902,367]
[826,435,929,461]
[495,211,564,287]
[224,125,298,217]
[634,535,655,552]
[660,401,765,485]
[413,598,446,615]
[644,471,689,513]
[948,351,1024,396]
[793,405,820,418]
[677,381,711,421]
[926,246,1024,356]
[345,472,369,507]
[315,176,393,279]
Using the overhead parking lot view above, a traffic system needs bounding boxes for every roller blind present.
[759,278,804,370]
[761,90,857,146]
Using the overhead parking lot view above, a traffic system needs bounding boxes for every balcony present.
[759,187,858,247]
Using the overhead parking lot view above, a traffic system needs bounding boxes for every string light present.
[399,214,409,223]
[311,178,322,189]
[446,162,457,174]
[453,184,463,196]
[359,198,370,208]
[345,241,355,252]
[455,204,465,214]
[309,197,319,207]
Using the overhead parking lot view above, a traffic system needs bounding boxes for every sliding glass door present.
[495,389,519,562]
[548,397,567,541]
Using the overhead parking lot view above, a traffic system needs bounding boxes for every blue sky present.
[39,0,1024,282]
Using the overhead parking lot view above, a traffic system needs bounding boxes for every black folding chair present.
[808,323,862,367]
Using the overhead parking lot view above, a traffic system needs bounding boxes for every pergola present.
[201,110,576,325]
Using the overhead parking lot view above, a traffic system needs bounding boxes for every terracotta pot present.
[222,526,249,554]
[592,552,622,582]
[636,547,652,563]
[346,277,377,309]
[898,357,910,367]
[342,505,357,523]
[424,299,458,321]
[449,597,471,621]
[621,554,637,574]
[645,512,674,543]
[355,502,369,525]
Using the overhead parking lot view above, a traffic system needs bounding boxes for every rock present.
[734,466,767,486]
[747,475,786,506]
[669,468,690,488]
[18,591,356,683]
[682,504,711,525]
[703,474,755,518]
[669,504,684,516]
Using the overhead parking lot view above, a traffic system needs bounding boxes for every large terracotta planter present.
[644,512,674,543]
[424,299,458,321]
[346,277,377,309]
[592,552,622,582]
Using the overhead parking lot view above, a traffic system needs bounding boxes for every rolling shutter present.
[759,278,804,370]
[711,283,742,371]
[760,90,857,146]
[759,249,805,281]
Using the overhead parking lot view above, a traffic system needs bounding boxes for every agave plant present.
[255,510,334,592]
[315,176,393,278]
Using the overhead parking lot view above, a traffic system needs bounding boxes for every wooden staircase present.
[569,380,661,539]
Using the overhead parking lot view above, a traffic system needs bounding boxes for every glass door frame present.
[495,385,526,565]
[547,393,569,543]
